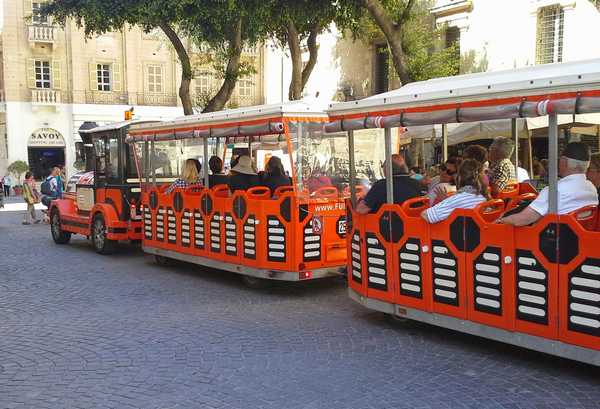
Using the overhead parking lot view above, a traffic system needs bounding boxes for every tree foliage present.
[7,161,29,185]
[42,0,269,113]
[349,0,459,86]
[264,0,362,100]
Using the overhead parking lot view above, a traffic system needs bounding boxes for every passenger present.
[422,159,488,224]
[208,155,228,188]
[587,153,600,198]
[261,156,291,194]
[165,159,202,194]
[409,166,424,181]
[228,155,260,192]
[427,156,461,205]
[306,167,332,193]
[516,161,530,183]
[356,153,422,214]
[499,142,598,226]
[463,144,489,187]
[488,136,516,196]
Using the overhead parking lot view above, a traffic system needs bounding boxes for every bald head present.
[384,154,408,176]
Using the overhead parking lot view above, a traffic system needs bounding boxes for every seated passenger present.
[488,137,516,196]
[427,157,461,205]
[356,153,422,214]
[463,144,489,186]
[228,155,260,192]
[261,156,291,194]
[306,168,332,193]
[586,153,600,199]
[422,159,488,224]
[208,155,228,188]
[165,159,202,194]
[499,142,598,226]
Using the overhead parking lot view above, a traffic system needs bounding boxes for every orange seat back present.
[568,205,598,231]
[273,185,293,197]
[312,185,338,199]
[475,199,505,223]
[212,184,229,198]
[246,186,271,199]
[505,192,537,212]
[401,196,429,218]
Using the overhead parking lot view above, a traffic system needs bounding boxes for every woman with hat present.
[228,155,261,193]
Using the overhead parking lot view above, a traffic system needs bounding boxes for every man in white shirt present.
[499,142,598,226]
[517,164,530,182]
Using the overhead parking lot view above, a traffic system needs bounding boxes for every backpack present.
[40,177,53,195]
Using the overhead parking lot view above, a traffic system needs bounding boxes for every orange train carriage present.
[50,120,157,253]
[126,101,349,286]
[327,59,600,365]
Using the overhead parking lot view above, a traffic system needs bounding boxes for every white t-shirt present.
[517,167,530,183]
[425,190,487,223]
[529,173,598,216]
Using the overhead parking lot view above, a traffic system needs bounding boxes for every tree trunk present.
[287,20,303,100]
[300,24,319,92]
[159,22,194,115]
[203,19,243,113]
[363,0,414,86]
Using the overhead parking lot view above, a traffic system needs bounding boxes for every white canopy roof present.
[79,119,157,134]
[130,99,330,136]
[328,59,600,117]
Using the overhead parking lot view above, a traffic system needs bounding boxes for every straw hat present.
[232,155,257,175]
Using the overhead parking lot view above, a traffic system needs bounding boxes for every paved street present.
[1,199,599,409]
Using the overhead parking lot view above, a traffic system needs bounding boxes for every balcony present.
[135,93,178,107]
[430,0,473,17]
[31,89,61,104]
[85,91,129,105]
[28,25,57,45]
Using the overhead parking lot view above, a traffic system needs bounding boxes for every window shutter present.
[24,0,33,20]
[112,62,122,92]
[26,59,36,88]
[52,60,61,89]
[89,62,98,91]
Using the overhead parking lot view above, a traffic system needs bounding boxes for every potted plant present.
[7,160,29,196]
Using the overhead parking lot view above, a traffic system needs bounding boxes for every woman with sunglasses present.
[422,159,489,224]
[427,156,461,205]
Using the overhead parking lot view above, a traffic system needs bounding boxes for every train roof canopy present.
[325,59,600,132]
[79,119,158,134]
[127,100,330,142]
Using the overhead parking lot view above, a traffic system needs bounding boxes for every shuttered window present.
[34,60,51,88]
[195,71,214,95]
[374,44,390,94]
[238,78,253,98]
[32,2,48,24]
[536,5,564,65]
[97,63,111,91]
[147,65,163,93]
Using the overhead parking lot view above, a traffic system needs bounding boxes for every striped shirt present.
[425,187,486,223]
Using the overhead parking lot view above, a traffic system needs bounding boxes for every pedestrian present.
[3,174,13,197]
[40,166,63,208]
[22,171,40,225]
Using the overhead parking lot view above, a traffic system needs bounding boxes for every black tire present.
[91,215,117,255]
[50,209,71,244]
[154,255,172,266]
[241,275,270,289]
[384,313,409,325]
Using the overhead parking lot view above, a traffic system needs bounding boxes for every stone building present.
[0,0,265,178]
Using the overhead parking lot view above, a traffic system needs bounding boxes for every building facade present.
[0,0,265,178]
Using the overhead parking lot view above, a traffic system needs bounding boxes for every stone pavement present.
[1,198,599,409]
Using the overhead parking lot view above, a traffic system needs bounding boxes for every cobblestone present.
[1,200,599,408]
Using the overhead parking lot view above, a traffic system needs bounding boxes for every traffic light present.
[124,107,134,120]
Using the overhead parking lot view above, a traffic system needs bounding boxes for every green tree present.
[7,161,29,185]
[42,0,268,113]
[350,0,458,85]
[265,0,362,100]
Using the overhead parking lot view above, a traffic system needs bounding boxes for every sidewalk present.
[0,195,47,212]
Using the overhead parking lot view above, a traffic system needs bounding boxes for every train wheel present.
[241,275,270,289]
[384,313,409,325]
[92,215,116,255]
[154,255,172,266]
[50,210,71,244]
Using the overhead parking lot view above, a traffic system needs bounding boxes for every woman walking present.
[22,172,40,224]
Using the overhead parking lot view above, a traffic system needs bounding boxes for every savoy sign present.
[28,128,65,147]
